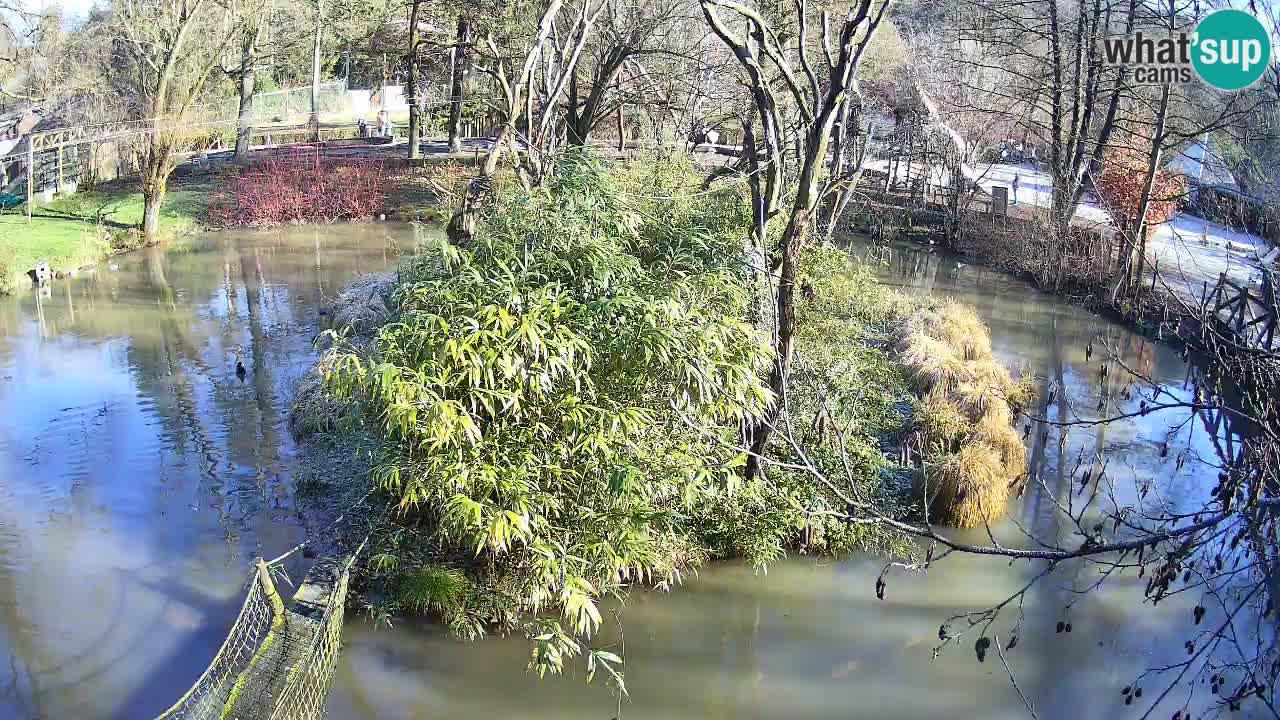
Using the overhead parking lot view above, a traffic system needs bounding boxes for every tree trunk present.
[744,221,803,480]
[309,0,324,139]
[615,87,625,152]
[567,73,584,145]
[235,25,260,162]
[141,172,167,245]
[1124,79,1172,294]
[447,16,470,153]
[407,0,422,160]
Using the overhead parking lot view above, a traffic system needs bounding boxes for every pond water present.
[0,228,1251,719]
[327,236,1253,720]
[0,223,421,719]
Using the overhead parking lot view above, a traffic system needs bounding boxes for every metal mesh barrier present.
[250,83,351,125]
[153,573,277,719]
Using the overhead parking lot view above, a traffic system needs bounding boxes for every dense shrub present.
[313,151,917,687]
[208,150,389,226]
[321,150,772,683]
[744,247,916,558]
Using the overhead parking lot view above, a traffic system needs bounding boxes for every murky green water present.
[0,229,1251,719]
[0,224,420,719]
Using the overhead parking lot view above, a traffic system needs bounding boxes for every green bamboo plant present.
[323,151,775,687]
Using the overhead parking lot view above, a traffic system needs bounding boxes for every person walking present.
[1012,173,1020,205]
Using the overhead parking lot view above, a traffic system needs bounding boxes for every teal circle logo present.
[1193,9,1271,90]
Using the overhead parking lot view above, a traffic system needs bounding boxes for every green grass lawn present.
[0,180,211,293]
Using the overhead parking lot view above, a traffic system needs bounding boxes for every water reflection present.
[0,223,420,719]
[327,235,1253,720]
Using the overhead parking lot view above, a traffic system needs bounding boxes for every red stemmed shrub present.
[209,149,391,226]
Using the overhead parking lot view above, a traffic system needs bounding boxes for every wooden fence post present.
[26,141,34,220]
[256,558,287,622]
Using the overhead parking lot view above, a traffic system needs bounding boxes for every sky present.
[24,0,98,24]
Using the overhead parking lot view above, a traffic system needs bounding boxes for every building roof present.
[0,107,43,139]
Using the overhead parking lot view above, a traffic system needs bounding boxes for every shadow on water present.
[107,578,248,720]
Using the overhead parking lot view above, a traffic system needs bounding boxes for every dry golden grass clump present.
[976,412,1027,480]
[915,395,969,448]
[916,443,1008,528]
[331,272,396,337]
[897,302,1032,528]
[897,332,970,394]
[900,301,993,361]
[291,355,349,437]
[1006,370,1038,414]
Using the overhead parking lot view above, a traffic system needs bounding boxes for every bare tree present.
[700,0,894,480]
[445,0,603,242]
[111,0,238,242]
[563,0,688,146]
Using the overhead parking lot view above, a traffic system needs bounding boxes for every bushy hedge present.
[208,151,389,226]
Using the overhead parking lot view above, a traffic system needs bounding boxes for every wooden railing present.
[1202,268,1279,352]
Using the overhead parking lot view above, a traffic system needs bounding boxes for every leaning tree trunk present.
[744,221,803,479]
[1123,81,1172,295]
[446,16,470,153]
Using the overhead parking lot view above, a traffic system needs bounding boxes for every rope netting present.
[151,557,356,720]
[153,573,277,719]
[269,565,353,720]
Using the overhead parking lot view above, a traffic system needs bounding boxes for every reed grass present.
[898,302,1029,528]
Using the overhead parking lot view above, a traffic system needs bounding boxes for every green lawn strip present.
[0,181,210,293]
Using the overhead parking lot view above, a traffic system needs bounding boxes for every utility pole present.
[26,140,34,220]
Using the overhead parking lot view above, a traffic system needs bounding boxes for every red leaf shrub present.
[1095,145,1187,227]
[209,149,391,226]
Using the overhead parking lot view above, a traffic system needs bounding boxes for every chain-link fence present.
[250,82,352,125]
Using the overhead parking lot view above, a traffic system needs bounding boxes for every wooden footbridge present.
[152,554,356,720]
[1200,267,1280,352]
